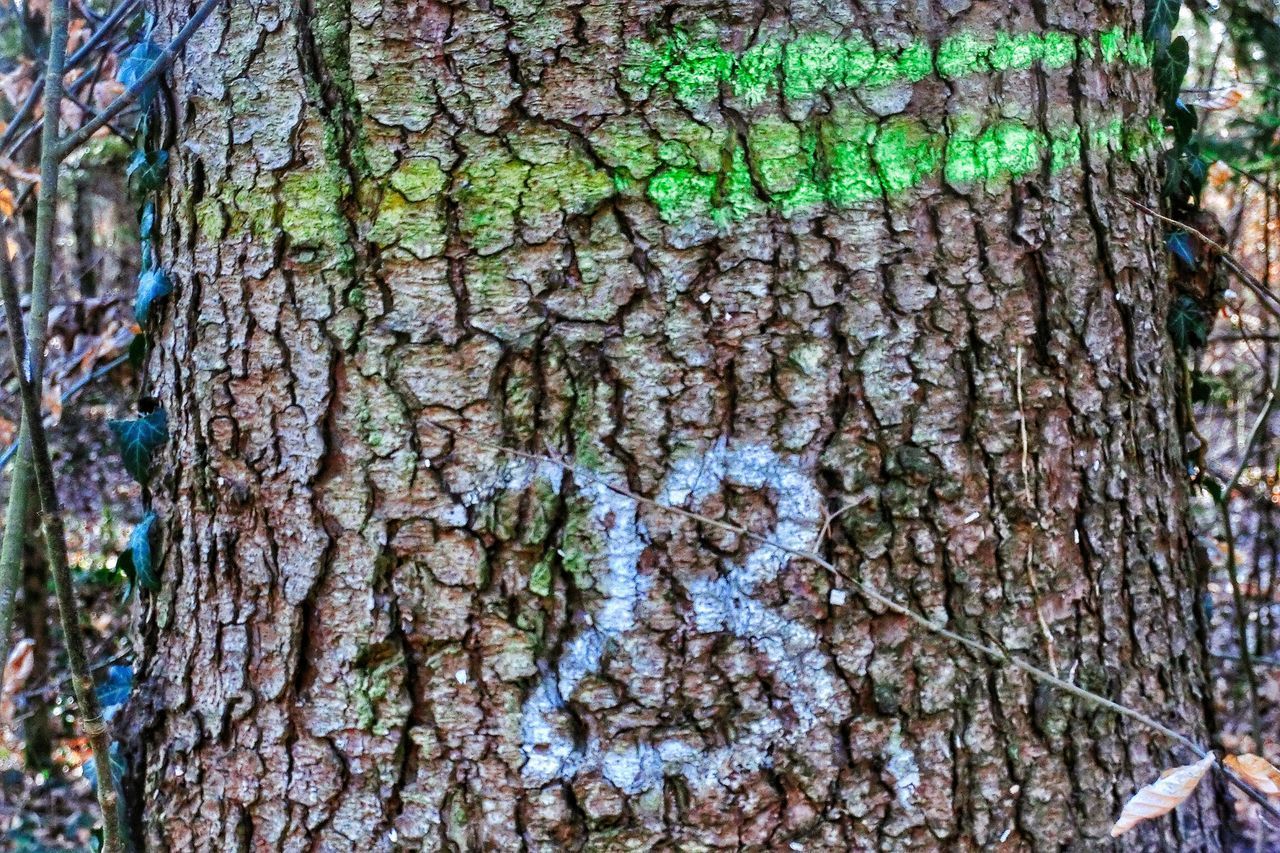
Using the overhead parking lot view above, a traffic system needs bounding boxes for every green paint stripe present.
[644,113,1164,223]
[624,25,1149,107]
[379,114,1161,254]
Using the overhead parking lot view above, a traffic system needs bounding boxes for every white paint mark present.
[885,723,920,809]
[519,464,653,785]
[698,292,711,304]
[464,457,565,511]
[519,665,579,783]
[963,511,980,524]
[517,439,841,794]
[602,742,664,795]
[454,670,467,685]
[830,588,847,606]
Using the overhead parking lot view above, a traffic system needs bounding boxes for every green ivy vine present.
[1144,0,1228,487]
[109,24,171,601]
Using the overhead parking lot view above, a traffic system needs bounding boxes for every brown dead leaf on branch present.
[0,61,36,112]
[0,637,35,732]
[1225,754,1280,797]
[0,156,41,185]
[1111,754,1216,836]
[1186,88,1245,111]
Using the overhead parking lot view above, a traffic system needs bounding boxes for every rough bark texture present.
[137,0,1223,848]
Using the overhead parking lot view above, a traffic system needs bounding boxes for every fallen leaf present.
[0,156,40,185]
[1225,754,1280,796]
[2,638,34,695]
[1208,160,1233,190]
[1186,88,1244,111]
[1111,754,1216,836]
[42,384,63,424]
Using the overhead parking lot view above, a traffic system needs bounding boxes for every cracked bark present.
[136,0,1224,849]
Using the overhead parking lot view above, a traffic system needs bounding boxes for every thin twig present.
[1024,545,1060,678]
[0,423,31,692]
[426,419,1280,826]
[1015,346,1032,503]
[0,0,142,154]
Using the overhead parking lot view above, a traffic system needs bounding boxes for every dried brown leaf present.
[42,385,63,424]
[0,62,35,112]
[1111,754,1216,837]
[0,156,41,185]
[1186,88,1245,111]
[1224,754,1280,796]
[2,638,35,696]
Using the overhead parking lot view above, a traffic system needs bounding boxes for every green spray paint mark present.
[362,111,1159,253]
[643,112,1159,223]
[629,25,1145,108]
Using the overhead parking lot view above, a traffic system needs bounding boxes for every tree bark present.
[137,0,1222,848]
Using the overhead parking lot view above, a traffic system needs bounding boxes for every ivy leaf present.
[1200,474,1225,502]
[128,333,149,371]
[129,512,160,592]
[1143,0,1181,48]
[139,200,155,237]
[1162,151,1185,203]
[83,741,126,790]
[1168,294,1208,350]
[127,150,168,195]
[96,665,134,718]
[1162,146,1206,208]
[134,268,173,324]
[1185,151,1207,194]
[1191,372,1229,405]
[1166,99,1198,147]
[117,40,162,112]
[1167,230,1196,267]
[108,408,169,484]
[118,40,161,87]
[117,547,136,600]
[1153,37,1189,107]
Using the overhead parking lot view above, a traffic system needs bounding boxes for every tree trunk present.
[136,0,1222,848]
